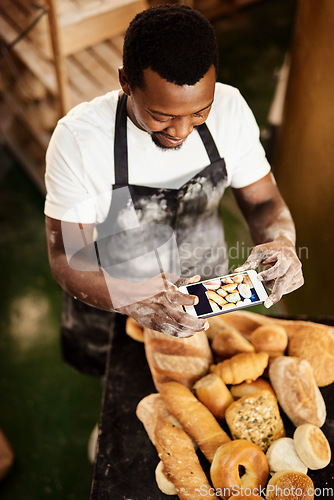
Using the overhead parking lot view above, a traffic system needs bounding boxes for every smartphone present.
[179,270,268,319]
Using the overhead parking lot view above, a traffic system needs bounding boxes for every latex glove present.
[235,237,304,308]
[116,273,209,338]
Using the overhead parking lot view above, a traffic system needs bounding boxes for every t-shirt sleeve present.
[44,123,97,223]
[228,91,271,189]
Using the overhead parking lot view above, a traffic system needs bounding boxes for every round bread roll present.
[251,325,288,356]
[211,328,255,360]
[230,378,275,399]
[210,440,269,497]
[293,423,331,470]
[125,317,144,342]
[266,470,314,500]
[193,373,234,420]
[155,460,177,495]
[266,437,308,474]
[287,324,334,386]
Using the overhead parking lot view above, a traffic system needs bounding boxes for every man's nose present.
[166,116,194,139]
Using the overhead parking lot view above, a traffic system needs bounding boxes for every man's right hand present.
[116,273,209,338]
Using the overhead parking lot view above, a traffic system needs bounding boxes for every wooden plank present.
[109,34,124,56]
[71,48,120,91]
[65,56,102,101]
[59,0,146,25]
[90,40,122,75]
[0,14,58,94]
[59,0,147,56]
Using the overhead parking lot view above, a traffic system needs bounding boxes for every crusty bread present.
[265,437,308,474]
[293,423,331,470]
[136,393,182,445]
[269,356,326,427]
[210,351,269,385]
[144,328,212,391]
[225,390,285,452]
[230,378,275,399]
[266,471,314,500]
[250,325,288,356]
[211,327,255,360]
[287,323,334,386]
[155,421,219,499]
[159,381,230,462]
[125,316,145,342]
[193,373,234,420]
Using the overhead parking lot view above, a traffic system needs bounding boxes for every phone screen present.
[181,271,266,318]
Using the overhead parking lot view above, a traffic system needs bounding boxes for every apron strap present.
[196,122,222,164]
[114,93,129,187]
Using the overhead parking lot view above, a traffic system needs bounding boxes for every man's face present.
[122,65,216,149]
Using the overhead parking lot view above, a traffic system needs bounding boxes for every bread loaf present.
[159,381,230,462]
[287,323,334,386]
[144,328,212,391]
[210,351,269,385]
[155,461,177,495]
[269,356,326,427]
[193,373,234,420]
[225,390,285,452]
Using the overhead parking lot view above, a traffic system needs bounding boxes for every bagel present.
[210,440,269,500]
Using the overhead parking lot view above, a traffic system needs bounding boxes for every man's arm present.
[45,215,208,336]
[232,172,304,307]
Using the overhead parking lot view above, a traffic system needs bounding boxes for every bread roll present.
[211,327,255,360]
[225,390,285,452]
[125,316,144,342]
[250,325,288,356]
[266,471,314,500]
[287,323,334,386]
[159,381,230,462]
[210,351,269,385]
[269,356,326,427]
[230,378,275,399]
[293,423,331,470]
[144,328,212,391]
[266,437,308,474]
[155,461,177,495]
[155,420,219,499]
[193,373,234,420]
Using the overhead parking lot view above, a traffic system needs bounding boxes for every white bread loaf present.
[144,328,212,391]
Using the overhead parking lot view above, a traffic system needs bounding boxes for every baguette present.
[155,420,219,499]
[144,328,212,391]
[210,352,269,385]
[159,381,230,462]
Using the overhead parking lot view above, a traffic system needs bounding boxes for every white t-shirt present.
[44,83,271,224]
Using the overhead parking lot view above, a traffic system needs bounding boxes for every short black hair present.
[123,4,218,89]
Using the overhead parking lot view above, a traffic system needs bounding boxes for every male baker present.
[45,4,303,376]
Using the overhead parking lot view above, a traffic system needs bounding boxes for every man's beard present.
[151,132,185,151]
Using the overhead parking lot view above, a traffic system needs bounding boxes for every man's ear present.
[118,67,131,95]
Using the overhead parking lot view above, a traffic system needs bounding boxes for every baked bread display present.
[269,356,326,427]
[225,390,285,452]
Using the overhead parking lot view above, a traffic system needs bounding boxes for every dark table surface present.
[90,315,334,500]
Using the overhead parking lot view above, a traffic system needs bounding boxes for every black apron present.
[61,93,229,376]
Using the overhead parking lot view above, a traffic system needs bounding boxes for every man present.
[45,4,303,376]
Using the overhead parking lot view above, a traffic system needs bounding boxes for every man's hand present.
[236,236,304,308]
[116,273,209,338]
